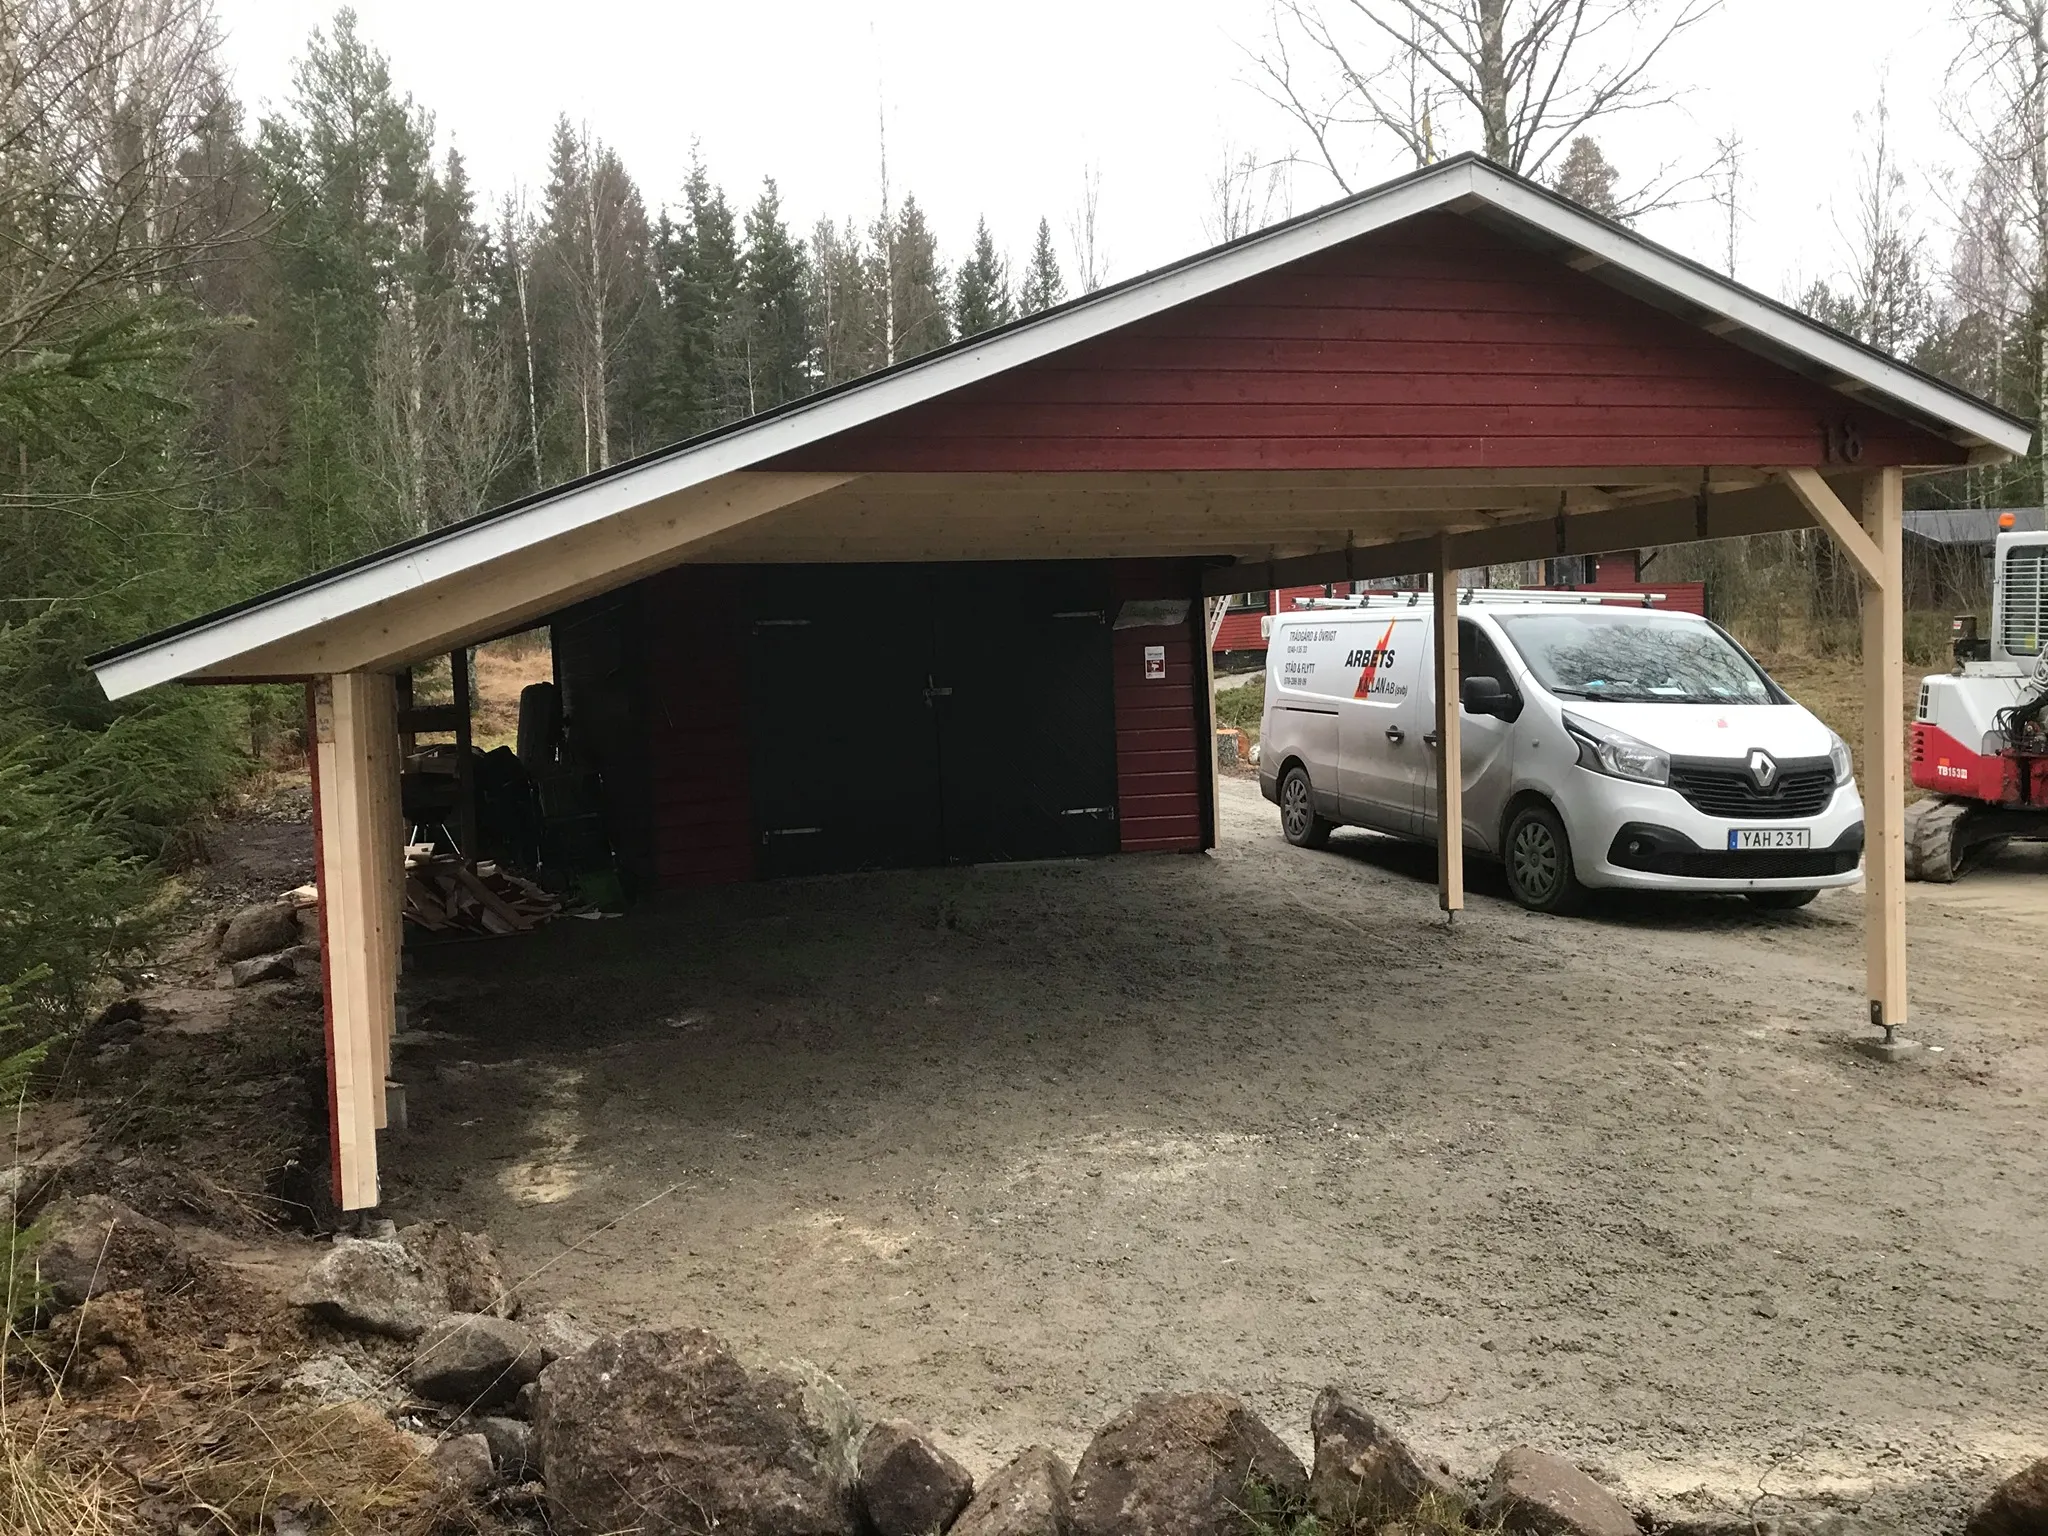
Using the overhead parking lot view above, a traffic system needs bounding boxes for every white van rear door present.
[1269,619,1346,817]
[1335,615,1429,833]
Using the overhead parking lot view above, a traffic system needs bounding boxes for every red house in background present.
[1211,552,1707,668]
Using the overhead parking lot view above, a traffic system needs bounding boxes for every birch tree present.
[1948,0,2048,497]
[1250,0,1719,203]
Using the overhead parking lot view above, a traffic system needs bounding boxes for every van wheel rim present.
[1282,777,1311,839]
[1512,821,1559,898]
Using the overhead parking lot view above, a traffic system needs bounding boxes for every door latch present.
[1385,726,1405,744]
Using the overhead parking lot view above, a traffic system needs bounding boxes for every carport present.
[89,153,2031,1210]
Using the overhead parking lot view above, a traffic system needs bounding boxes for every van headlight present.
[1563,711,1670,786]
[1829,734,1853,785]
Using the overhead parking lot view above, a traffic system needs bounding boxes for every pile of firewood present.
[403,847,564,935]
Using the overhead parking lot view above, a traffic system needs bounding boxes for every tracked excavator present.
[1905,525,2048,880]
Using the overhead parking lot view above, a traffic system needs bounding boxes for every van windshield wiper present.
[1548,685,1664,701]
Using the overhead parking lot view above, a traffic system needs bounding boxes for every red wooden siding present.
[1213,585,1342,653]
[642,567,754,887]
[1113,563,1209,853]
[771,213,1965,474]
[1212,605,1268,652]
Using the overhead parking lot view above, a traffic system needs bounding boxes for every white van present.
[1257,593,1865,913]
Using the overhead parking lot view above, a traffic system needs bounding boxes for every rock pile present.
[282,1227,2046,1535]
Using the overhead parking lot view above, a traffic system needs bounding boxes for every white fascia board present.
[92,164,1482,700]
[1467,166,2034,458]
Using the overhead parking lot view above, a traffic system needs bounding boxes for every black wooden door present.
[930,564,1119,863]
[747,568,944,877]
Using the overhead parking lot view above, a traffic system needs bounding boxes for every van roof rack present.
[1291,588,1668,610]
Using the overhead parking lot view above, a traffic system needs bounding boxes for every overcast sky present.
[212,0,1969,305]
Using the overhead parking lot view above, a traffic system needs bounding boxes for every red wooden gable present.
[771,213,1964,474]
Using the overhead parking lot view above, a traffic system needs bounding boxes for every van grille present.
[1611,846,1862,879]
[1667,756,1836,819]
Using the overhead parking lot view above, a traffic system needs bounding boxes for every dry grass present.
[0,1267,507,1536]
[411,632,552,754]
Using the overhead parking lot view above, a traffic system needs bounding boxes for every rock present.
[80,998,146,1052]
[70,1287,150,1353]
[1479,1448,1637,1536]
[1307,1386,1465,1526]
[291,1237,444,1340]
[35,1195,191,1306]
[472,1414,538,1479]
[229,949,298,987]
[428,1433,497,1495]
[53,1287,152,1390]
[952,1445,1074,1536]
[285,1353,389,1407]
[861,1418,975,1536]
[510,1379,540,1421]
[1069,1393,1306,1536]
[406,1314,543,1409]
[536,1327,863,1536]
[397,1220,517,1318]
[219,902,300,963]
[527,1307,597,1363]
[1969,1456,2048,1536]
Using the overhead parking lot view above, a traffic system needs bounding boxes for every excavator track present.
[1904,796,1974,883]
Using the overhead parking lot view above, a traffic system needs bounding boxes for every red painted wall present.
[770,212,1964,474]
[641,567,755,887]
[1113,562,1209,854]
[1536,581,1708,616]
[1214,585,1354,653]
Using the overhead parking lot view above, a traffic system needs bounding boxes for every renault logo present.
[1747,749,1779,790]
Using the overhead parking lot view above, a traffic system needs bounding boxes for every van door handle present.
[1423,731,1439,749]
[1385,726,1404,744]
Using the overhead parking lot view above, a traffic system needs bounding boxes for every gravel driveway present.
[387,774,2048,1533]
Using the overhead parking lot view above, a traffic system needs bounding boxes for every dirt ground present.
[381,776,2048,1533]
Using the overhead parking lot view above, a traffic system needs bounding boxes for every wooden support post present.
[451,646,477,867]
[1433,537,1464,919]
[1201,596,1222,851]
[1860,468,1908,1036]
[309,671,402,1211]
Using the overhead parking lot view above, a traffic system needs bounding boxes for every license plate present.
[1728,827,1811,851]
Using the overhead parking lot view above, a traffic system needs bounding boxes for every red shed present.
[87,154,2032,1209]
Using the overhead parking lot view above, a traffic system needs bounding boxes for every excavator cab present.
[1907,528,2048,879]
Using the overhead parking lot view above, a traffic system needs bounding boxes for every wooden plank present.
[1433,540,1464,917]
[785,435,1948,475]
[1204,477,1825,594]
[960,369,1846,411]
[451,864,533,931]
[1780,468,1886,585]
[1861,468,1908,1033]
[311,671,391,1211]
[398,702,464,734]
[1068,336,1753,374]
[844,468,1763,494]
[204,471,853,679]
[838,401,1904,441]
[451,646,478,865]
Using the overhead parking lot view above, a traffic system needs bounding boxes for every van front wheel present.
[1279,766,1333,850]
[1504,802,1586,914]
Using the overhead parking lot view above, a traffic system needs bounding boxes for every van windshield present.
[1493,612,1777,705]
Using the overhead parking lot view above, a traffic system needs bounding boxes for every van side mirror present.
[1461,676,1517,720]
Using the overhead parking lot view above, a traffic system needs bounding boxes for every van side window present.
[1458,621,1514,689]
